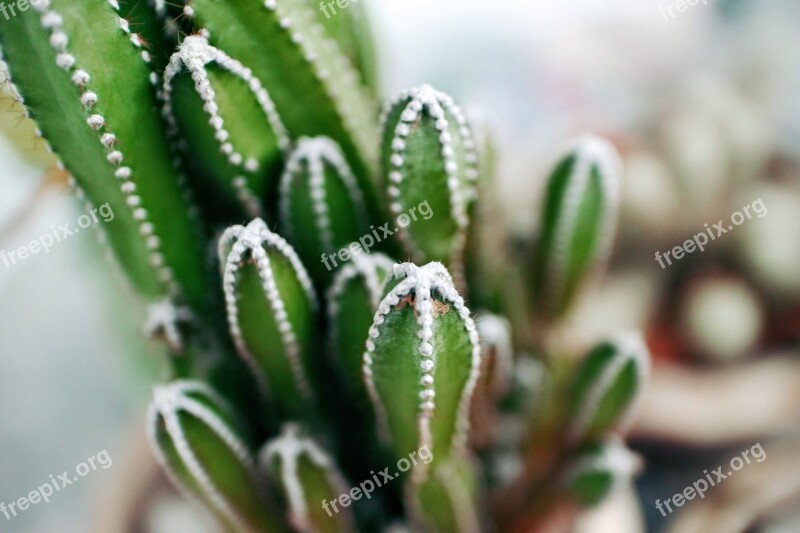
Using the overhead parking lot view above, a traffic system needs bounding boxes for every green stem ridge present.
[147,380,274,531]
[380,85,479,266]
[261,424,355,532]
[220,219,319,407]
[362,262,481,482]
[163,34,292,217]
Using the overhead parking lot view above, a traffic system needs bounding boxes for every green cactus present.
[530,136,622,322]
[379,85,479,269]
[279,136,371,284]
[1,1,650,530]
[147,380,281,531]
[262,424,355,532]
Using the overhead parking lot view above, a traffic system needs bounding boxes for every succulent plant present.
[1,1,649,531]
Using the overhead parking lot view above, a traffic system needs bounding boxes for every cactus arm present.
[327,252,395,404]
[262,425,355,532]
[220,219,319,418]
[310,0,380,96]
[363,263,481,481]
[148,381,282,532]
[164,35,291,218]
[380,86,479,267]
[182,0,379,196]
[279,136,371,283]
[531,136,622,321]
[567,333,650,444]
[0,1,207,309]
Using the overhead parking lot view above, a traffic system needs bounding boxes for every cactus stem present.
[381,85,479,263]
[220,219,318,401]
[547,136,621,309]
[279,136,369,255]
[163,35,291,217]
[147,381,264,530]
[29,0,180,295]
[363,263,480,480]
[261,0,378,168]
[261,424,354,532]
[568,332,649,442]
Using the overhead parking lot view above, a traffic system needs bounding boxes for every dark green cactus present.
[562,439,641,507]
[0,2,651,530]
[164,34,291,218]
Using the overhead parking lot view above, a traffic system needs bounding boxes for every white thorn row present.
[261,425,354,532]
[279,136,368,254]
[106,0,155,80]
[35,2,178,296]
[220,219,318,402]
[147,381,262,531]
[326,252,395,335]
[362,262,480,483]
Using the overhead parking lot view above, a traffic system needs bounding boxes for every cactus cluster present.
[0,1,650,531]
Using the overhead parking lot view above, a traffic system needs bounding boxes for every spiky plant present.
[0,1,649,531]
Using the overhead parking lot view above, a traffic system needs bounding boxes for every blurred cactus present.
[0,2,648,531]
[530,136,622,322]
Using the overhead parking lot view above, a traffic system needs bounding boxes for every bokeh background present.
[1,0,799,531]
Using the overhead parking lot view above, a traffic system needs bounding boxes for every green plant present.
[0,1,649,530]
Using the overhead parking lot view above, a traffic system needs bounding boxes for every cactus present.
[1,2,650,531]
[530,136,622,322]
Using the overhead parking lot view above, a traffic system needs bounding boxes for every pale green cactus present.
[0,0,208,310]
[363,262,481,476]
[1,2,650,530]
[530,136,623,322]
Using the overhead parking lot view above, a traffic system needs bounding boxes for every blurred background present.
[1,0,799,531]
